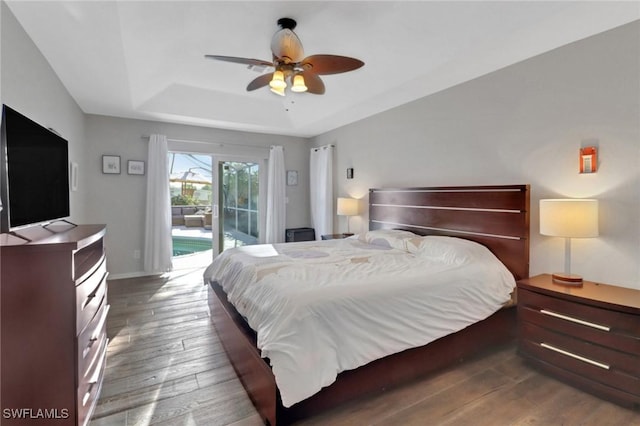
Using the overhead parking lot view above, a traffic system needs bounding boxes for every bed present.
[206,184,530,425]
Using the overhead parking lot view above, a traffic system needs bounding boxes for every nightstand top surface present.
[518,274,640,312]
[321,233,354,240]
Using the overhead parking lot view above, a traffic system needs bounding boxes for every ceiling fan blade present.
[246,73,273,91]
[205,55,273,67]
[301,55,364,75]
[301,71,325,95]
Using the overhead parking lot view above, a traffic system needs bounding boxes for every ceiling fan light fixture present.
[270,85,286,96]
[291,74,307,93]
[269,70,287,90]
[206,18,363,96]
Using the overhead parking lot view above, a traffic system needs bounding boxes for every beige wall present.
[313,21,640,289]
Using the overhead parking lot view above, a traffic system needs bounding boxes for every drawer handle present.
[82,294,95,310]
[540,309,610,332]
[540,343,610,370]
[82,272,107,309]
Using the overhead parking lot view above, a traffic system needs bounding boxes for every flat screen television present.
[0,105,70,233]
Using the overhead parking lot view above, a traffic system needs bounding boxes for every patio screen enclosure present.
[221,162,259,243]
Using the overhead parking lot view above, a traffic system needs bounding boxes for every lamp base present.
[551,273,584,287]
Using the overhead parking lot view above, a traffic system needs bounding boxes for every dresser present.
[517,274,640,409]
[0,225,108,425]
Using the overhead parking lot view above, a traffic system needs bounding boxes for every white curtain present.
[265,145,286,243]
[310,145,334,240]
[144,134,173,274]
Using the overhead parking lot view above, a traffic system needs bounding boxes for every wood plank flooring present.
[91,258,640,425]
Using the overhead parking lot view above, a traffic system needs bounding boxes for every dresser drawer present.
[77,301,110,380]
[77,336,107,426]
[76,257,107,334]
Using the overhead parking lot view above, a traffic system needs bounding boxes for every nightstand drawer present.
[517,275,640,408]
[519,288,640,338]
[520,337,640,397]
[521,321,640,378]
[519,304,640,355]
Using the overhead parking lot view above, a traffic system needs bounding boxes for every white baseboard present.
[108,271,158,281]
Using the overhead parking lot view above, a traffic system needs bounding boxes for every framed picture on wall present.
[102,155,121,174]
[579,146,597,173]
[128,160,145,175]
[287,170,298,186]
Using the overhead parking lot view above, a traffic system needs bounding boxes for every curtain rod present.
[141,135,269,150]
[312,144,335,152]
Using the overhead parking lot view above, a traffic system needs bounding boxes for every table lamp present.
[337,197,358,235]
[539,199,598,286]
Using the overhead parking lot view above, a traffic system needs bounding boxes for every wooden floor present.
[91,258,640,426]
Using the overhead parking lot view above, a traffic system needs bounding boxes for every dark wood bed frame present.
[208,184,530,425]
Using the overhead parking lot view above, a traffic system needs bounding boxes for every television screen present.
[1,105,70,232]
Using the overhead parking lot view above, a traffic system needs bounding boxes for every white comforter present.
[203,233,515,407]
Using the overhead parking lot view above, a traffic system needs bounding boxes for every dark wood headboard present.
[369,184,530,280]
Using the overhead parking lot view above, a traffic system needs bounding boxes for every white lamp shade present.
[270,85,286,96]
[337,197,358,216]
[269,70,287,90]
[291,74,308,92]
[540,199,599,238]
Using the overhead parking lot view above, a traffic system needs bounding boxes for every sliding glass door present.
[165,129,272,265]
[168,152,264,262]
[218,161,260,251]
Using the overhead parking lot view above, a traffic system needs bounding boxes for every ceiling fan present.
[205,17,364,96]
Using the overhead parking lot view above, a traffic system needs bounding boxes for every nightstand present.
[321,233,354,240]
[517,274,640,409]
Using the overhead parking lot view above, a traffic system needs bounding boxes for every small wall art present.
[579,146,597,173]
[287,170,298,186]
[102,155,121,174]
[128,160,145,175]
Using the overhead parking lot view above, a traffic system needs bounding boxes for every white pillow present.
[358,229,416,250]
[406,235,491,265]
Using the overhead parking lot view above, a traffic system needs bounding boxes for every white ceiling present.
[6,1,639,138]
